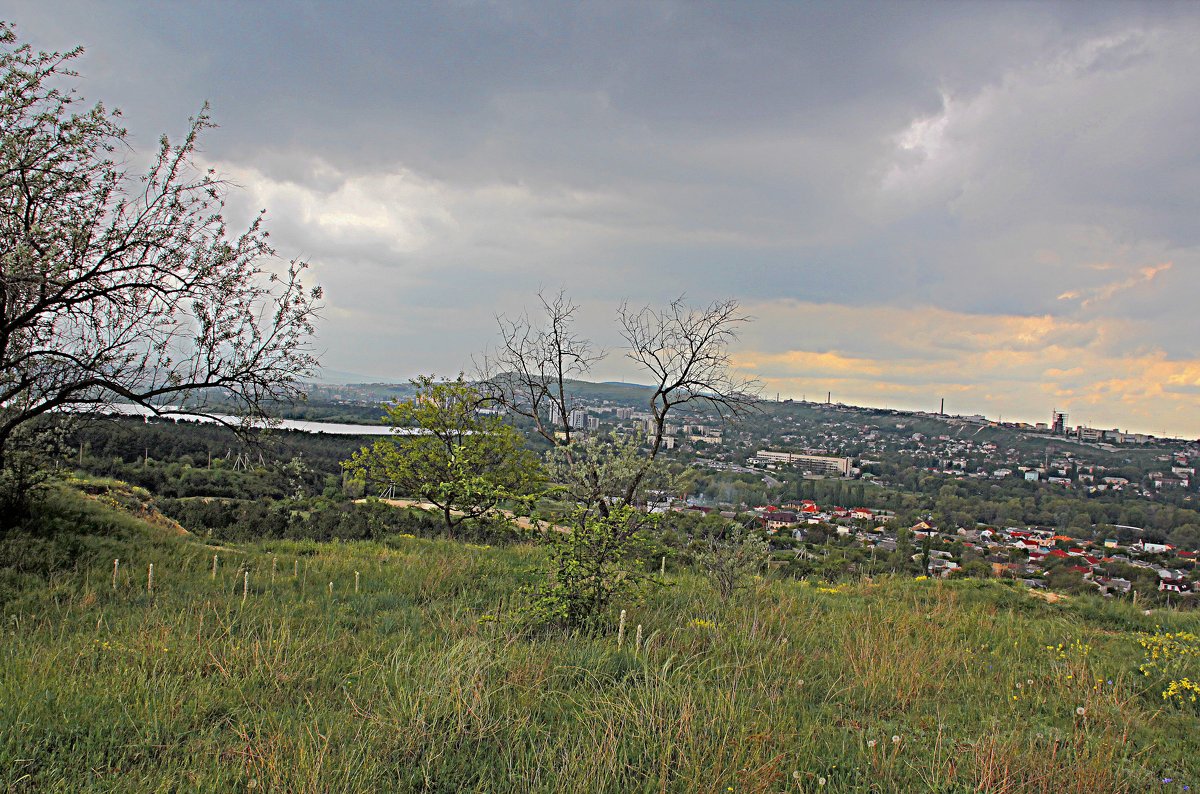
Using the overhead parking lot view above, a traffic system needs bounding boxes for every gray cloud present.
[6,1,1200,432]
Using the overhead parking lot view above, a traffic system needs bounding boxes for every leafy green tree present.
[1169,523,1200,551]
[960,559,992,579]
[890,527,917,574]
[344,375,540,537]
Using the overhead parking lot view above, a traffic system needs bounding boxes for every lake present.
[93,404,411,436]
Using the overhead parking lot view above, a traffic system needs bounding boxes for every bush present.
[692,525,770,601]
[522,506,656,630]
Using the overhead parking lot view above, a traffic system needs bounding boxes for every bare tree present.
[497,293,761,629]
[616,296,761,504]
[0,25,321,490]
[476,289,602,450]
[481,290,760,514]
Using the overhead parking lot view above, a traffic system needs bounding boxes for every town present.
[298,379,1200,601]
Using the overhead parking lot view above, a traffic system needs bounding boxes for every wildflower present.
[867,739,877,748]
[892,735,901,744]
[818,777,826,786]
[1075,707,1086,716]
[793,771,801,780]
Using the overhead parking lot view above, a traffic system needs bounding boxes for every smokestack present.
[940,397,944,416]
[827,391,831,404]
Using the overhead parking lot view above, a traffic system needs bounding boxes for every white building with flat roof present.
[753,450,851,477]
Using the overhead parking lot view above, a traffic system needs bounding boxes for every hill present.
[3,482,1200,791]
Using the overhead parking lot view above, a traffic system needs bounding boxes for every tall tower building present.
[1051,411,1068,436]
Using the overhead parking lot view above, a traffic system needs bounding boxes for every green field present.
[3,486,1199,792]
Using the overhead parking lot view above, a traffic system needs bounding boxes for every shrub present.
[691,525,770,601]
[522,506,656,630]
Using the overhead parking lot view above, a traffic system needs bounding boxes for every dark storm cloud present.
[7,1,1200,433]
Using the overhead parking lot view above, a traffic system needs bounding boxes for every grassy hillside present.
[3,484,1200,792]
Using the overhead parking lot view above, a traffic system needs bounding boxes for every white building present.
[753,451,852,477]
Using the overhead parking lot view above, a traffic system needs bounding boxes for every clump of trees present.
[340,291,760,628]
[0,23,320,525]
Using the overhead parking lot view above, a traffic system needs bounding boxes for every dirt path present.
[365,498,571,533]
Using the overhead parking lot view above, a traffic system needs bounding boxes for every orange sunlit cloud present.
[732,300,1200,437]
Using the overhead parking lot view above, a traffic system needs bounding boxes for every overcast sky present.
[8,1,1200,436]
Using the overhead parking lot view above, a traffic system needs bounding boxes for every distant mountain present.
[306,367,394,385]
[565,379,654,403]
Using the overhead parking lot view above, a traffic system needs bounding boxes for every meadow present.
[3,485,1199,792]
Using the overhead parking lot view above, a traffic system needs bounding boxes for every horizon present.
[9,2,1200,436]
[310,373,1196,441]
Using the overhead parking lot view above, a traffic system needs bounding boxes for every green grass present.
[3,487,1200,792]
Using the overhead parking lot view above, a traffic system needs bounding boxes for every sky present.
[7,1,1200,437]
